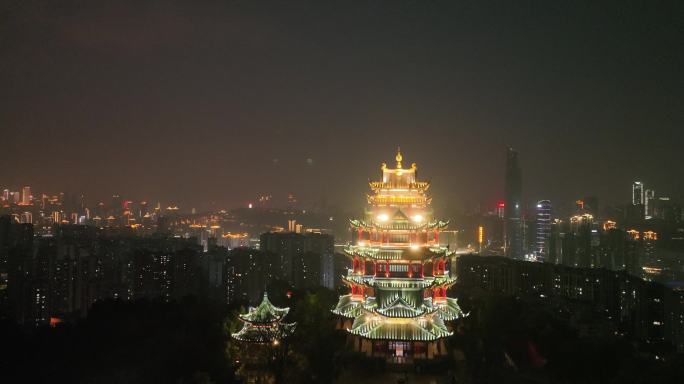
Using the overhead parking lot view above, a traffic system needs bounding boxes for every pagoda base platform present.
[345,334,448,363]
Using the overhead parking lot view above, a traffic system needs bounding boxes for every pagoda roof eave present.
[331,294,365,318]
[371,296,436,318]
[231,322,296,343]
[342,273,455,289]
[433,297,468,321]
[347,312,452,342]
[350,216,447,232]
[430,275,457,288]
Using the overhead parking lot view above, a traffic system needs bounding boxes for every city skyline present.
[1,155,678,215]
[1,151,679,216]
[2,1,683,210]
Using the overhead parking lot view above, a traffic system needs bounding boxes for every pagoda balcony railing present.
[345,245,454,261]
[368,196,428,205]
[368,181,430,191]
[343,272,455,289]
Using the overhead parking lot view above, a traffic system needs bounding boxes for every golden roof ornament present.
[395,147,403,169]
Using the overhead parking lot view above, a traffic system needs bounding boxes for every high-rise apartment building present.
[644,189,655,219]
[21,186,31,205]
[535,200,551,258]
[504,148,523,259]
[259,231,334,289]
[633,182,644,206]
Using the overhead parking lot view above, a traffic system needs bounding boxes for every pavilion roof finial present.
[395,146,403,169]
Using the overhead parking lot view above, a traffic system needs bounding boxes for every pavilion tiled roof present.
[232,293,296,343]
[238,293,289,324]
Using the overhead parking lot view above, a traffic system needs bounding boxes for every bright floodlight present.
[377,213,389,222]
[412,214,423,223]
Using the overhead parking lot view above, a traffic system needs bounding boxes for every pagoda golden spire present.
[395,146,403,168]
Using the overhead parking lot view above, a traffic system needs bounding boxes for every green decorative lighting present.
[232,293,296,343]
[333,150,467,345]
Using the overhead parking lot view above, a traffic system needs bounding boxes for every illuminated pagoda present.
[333,149,466,362]
[232,293,296,344]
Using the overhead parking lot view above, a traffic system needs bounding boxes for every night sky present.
[2,0,683,212]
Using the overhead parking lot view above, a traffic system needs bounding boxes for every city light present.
[1,4,682,380]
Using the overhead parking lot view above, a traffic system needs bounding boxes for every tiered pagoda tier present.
[232,293,296,343]
[333,149,466,362]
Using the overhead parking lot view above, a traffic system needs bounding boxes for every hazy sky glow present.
[2,0,683,211]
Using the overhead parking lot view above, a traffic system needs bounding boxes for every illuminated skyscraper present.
[21,186,31,205]
[655,197,682,223]
[644,189,655,219]
[496,201,505,219]
[504,148,523,259]
[535,200,551,259]
[332,149,465,361]
[568,213,598,268]
[632,182,644,206]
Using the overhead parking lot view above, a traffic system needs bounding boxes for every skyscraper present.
[20,186,31,205]
[535,200,551,259]
[644,189,655,219]
[632,182,644,206]
[504,148,523,259]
